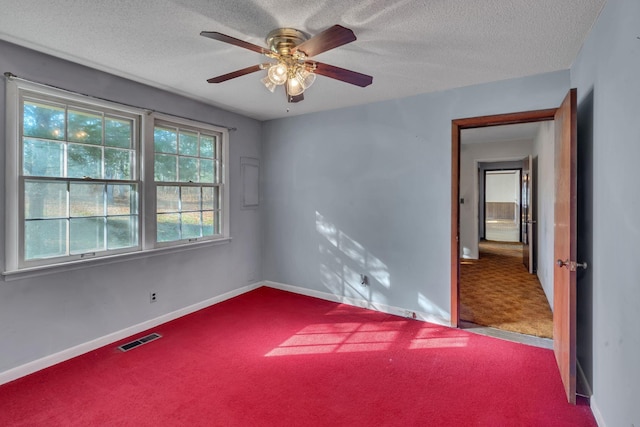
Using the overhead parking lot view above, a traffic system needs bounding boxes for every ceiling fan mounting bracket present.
[266,28,309,56]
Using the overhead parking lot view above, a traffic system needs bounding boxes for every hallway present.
[460,241,553,339]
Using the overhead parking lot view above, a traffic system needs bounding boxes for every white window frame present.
[146,113,230,249]
[4,79,230,277]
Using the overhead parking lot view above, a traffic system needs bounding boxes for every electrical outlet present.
[150,292,157,303]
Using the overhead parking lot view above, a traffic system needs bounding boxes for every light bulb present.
[267,63,288,85]
[296,69,316,89]
[261,76,276,93]
[287,77,304,96]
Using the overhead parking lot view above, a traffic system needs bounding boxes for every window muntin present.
[5,81,230,274]
[153,122,223,244]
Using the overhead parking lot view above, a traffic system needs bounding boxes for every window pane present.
[104,148,132,180]
[199,159,214,183]
[68,144,102,178]
[23,101,65,140]
[179,131,198,156]
[105,117,132,148]
[23,138,64,177]
[182,212,202,239]
[107,184,136,216]
[70,183,104,217]
[202,211,215,236]
[68,109,102,145]
[202,187,218,210]
[154,154,177,181]
[157,213,180,242]
[70,217,105,254]
[25,181,67,219]
[200,135,215,158]
[25,219,67,260]
[154,127,177,154]
[157,186,179,213]
[178,157,198,182]
[107,216,138,249]
[181,187,201,212]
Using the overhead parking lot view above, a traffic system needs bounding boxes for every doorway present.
[484,169,521,242]
[451,111,558,340]
[457,124,553,341]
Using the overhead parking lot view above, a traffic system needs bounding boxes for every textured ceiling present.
[0,0,605,121]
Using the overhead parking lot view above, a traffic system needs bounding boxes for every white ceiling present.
[0,0,605,121]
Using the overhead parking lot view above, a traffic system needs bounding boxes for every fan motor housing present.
[266,28,309,55]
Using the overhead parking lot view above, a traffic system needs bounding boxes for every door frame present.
[450,109,556,327]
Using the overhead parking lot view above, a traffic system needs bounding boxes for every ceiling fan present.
[200,25,373,103]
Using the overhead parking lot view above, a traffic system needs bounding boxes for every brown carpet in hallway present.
[460,241,553,338]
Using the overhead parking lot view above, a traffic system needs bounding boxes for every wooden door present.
[553,88,578,404]
[522,155,534,272]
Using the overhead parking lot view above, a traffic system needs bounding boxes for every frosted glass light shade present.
[286,77,304,96]
[296,69,316,89]
[267,63,288,85]
[261,76,276,92]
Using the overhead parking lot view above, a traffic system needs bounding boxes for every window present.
[5,80,229,274]
[153,121,223,244]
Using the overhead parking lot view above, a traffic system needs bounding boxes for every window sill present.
[2,237,232,282]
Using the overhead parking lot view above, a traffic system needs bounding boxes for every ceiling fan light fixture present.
[286,76,304,96]
[267,62,288,85]
[296,68,316,90]
[261,76,276,92]
[203,25,372,103]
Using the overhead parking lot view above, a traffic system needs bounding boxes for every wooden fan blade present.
[288,93,304,103]
[294,25,356,57]
[207,64,264,83]
[311,62,373,87]
[200,31,268,54]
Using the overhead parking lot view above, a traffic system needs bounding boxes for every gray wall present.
[570,0,640,424]
[0,41,263,373]
[262,70,569,321]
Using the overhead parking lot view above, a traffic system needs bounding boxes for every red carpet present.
[0,287,595,426]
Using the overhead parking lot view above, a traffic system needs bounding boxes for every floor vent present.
[118,333,162,352]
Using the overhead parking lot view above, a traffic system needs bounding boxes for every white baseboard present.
[576,360,602,426]
[264,280,450,327]
[0,282,262,386]
[590,395,606,427]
